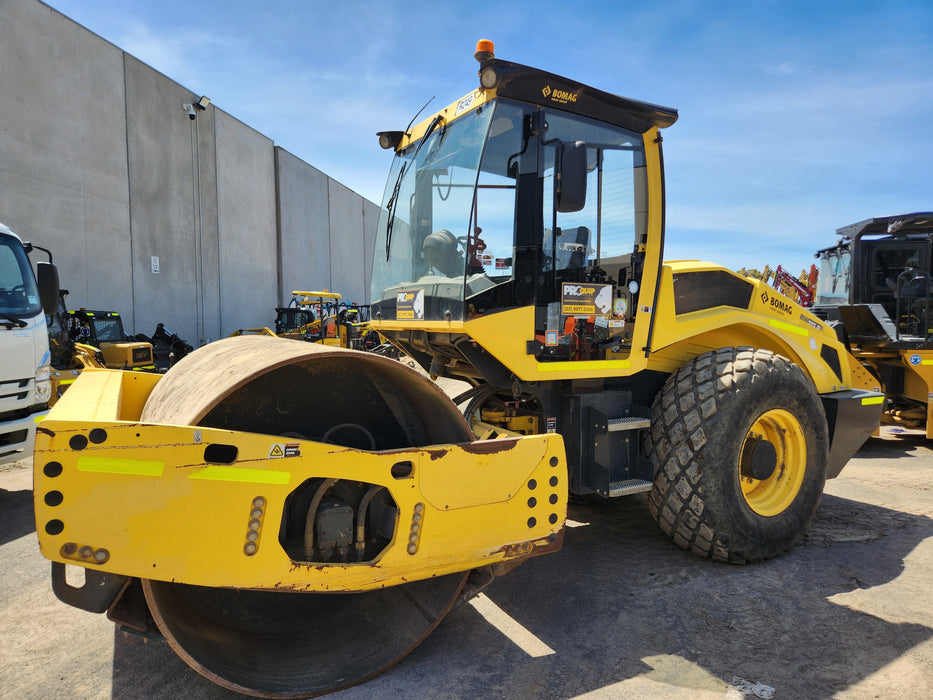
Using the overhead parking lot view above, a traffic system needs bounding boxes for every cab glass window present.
[541,111,645,276]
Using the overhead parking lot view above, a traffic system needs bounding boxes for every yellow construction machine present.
[34,41,884,697]
[234,290,384,351]
[46,290,156,405]
[812,212,933,434]
[278,290,380,350]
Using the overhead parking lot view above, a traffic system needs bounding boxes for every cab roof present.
[484,58,678,133]
[403,58,678,148]
[836,212,933,240]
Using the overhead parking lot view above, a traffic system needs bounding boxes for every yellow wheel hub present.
[738,409,806,516]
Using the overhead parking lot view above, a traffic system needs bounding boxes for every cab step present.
[607,417,651,431]
[608,479,653,497]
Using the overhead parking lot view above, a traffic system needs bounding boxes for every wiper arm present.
[384,114,445,261]
[1,314,28,328]
[385,164,407,261]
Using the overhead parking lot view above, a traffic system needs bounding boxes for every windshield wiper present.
[385,166,407,261]
[1,314,28,328]
[384,114,445,261]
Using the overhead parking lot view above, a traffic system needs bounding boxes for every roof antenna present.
[406,96,435,134]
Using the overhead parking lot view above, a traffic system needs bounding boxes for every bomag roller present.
[34,42,885,698]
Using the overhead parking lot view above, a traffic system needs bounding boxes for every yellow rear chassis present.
[34,370,566,593]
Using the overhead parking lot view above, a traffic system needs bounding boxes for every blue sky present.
[44,0,933,275]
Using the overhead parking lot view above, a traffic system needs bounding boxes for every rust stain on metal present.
[36,426,56,437]
[460,438,519,455]
[426,448,449,461]
[491,530,565,560]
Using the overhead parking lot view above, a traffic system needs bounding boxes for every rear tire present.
[647,347,828,563]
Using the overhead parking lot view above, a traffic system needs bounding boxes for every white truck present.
[0,222,58,465]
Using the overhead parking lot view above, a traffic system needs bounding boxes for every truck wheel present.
[646,347,828,563]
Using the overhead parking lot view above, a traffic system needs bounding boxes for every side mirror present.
[556,141,587,213]
[36,261,60,316]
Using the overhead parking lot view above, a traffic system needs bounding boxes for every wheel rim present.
[738,409,806,516]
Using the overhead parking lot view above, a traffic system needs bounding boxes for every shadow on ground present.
[0,485,36,545]
[105,490,933,699]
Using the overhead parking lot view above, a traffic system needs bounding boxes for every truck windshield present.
[371,100,506,322]
[0,233,42,318]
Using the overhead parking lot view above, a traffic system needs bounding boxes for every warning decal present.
[269,442,301,459]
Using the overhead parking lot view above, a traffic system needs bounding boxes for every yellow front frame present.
[34,370,566,592]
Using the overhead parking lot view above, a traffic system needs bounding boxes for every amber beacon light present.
[474,39,495,63]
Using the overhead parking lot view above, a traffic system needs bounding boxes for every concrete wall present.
[0,0,378,345]
[276,149,382,310]
[124,53,215,342]
[0,0,132,317]
[277,150,332,301]
[216,114,277,338]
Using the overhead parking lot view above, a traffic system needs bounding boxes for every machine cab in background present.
[814,213,933,341]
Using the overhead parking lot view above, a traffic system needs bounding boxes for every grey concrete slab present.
[0,0,131,315]
[327,179,368,304]
[124,54,205,341]
[2,0,377,344]
[194,106,221,344]
[276,148,332,302]
[362,198,381,304]
[215,112,277,336]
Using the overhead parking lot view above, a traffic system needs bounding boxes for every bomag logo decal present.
[542,84,578,105]
[760,291,793,315]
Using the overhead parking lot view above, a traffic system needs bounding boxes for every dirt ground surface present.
[2,425,931,700]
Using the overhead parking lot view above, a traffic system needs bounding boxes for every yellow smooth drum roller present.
[138,335,473,697]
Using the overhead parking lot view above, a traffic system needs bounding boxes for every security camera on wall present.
[183,103,197,120]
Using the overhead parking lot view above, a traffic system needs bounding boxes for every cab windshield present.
[815,247,852,305]
[371,99,520,322]
[0,233,42,318]
[370,97,647,330]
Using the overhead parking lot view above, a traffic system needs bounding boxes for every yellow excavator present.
[34,41,884,697]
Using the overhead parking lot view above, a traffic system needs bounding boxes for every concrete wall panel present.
[215,113,277,336]
[124,55,206,340]
[0,0,130,316]
[362,199,381,303]
[276,148,331,301]
[327,180,368,305]
[195,108,221,344]
[2,0,377,347]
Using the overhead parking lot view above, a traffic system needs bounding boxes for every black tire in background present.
[647,347,829,563]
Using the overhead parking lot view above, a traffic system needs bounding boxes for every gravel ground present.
[2,425,931,699]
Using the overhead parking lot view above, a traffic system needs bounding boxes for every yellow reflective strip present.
[189,466,290,485]
[768,318,809,337]
[77,456,164,476]
[59,379,76,385]
[537,359,632,372]
[861,395,885,406]
[34,413,48,423]
[921,360,933,366]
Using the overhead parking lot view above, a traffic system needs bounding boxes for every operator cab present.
[371,51,676,370]
[814,213,933,341]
